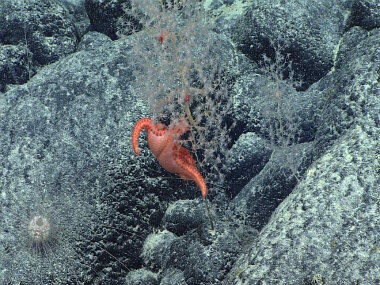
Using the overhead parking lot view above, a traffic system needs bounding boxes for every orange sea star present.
[132,117,208,198]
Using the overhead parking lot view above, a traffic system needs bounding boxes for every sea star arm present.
[174,146,208,198]
[132,118,152,155]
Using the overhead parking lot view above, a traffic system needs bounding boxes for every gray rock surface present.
[0,0,379,284]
